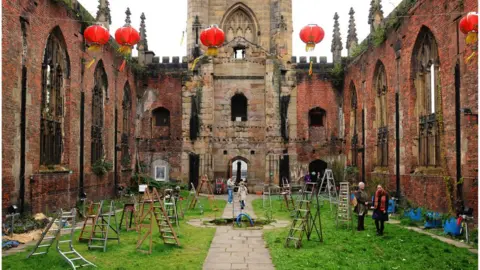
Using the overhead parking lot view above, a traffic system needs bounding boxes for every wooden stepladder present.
[88,200,120,252]
[78,201,102,241]
[280,178,295,212]
[119,195,137,231]
[189,175,218,211]
[136,187,180,254]
[28,209,96,269]
[336,182,353,229]
[285,182,323,248]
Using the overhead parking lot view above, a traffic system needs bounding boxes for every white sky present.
[79,0,403,62]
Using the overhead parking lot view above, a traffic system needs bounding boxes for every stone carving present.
[224,9,256,42]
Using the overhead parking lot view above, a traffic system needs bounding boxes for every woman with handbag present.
[373,185,389,236]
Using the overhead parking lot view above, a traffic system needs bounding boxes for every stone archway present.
[228,156,249,185]
[309,159,328,183]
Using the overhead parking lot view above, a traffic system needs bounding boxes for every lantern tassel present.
[191,56,202,71]
[87,44,101,52]
[118,45,132,56]
[119,60,126,72]
[180,31,185,46]
[466,51,477,63]
[305,43,315,52]
[308,60,313,76]
[206,47,218,56]
[85,58,96,69]
[466,32,478,45]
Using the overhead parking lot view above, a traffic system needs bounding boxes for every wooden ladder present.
[78,201,102,242]
[190,175,218,211]
[150,188,180,246]
[336,182,353,229]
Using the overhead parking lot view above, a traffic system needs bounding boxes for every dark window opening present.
[231,94,247,121]
[122,82,131,166]
[91,61,107,165]
[153,107,170,126]
[223,150,228,155]
[40,28,69,166]
[250,150,255,155]
[309,107,326,127]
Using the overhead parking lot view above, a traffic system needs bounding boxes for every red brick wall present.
[137,74,183,179]
[343,0,478,213]
[2,0,137,213]
[296,72,341,162]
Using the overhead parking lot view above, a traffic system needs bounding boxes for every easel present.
[189,175,218,211]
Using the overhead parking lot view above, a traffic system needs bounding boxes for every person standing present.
[373,185,389,236]
[237,181,248,211]
[227,177,235,204]
[355,182,369,231]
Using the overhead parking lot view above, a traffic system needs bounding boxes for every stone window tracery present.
[122,82,131,167]
[374,61,388,167]
[223,7,256,43]
[413,27,440,167]
[40,27,69,166]
[350,83,358,167]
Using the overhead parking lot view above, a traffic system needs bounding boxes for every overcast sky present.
[79,0,403,62]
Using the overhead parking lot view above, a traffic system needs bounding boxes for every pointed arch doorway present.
[309,159,327,183]
[227,156,249,185]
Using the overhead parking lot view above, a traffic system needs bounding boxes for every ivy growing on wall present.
[329,63,345,91]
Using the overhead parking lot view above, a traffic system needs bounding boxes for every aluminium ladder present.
[88,200,120,252]
[27,208,96,269]
[164,189,180,233]
[318,169,338,210]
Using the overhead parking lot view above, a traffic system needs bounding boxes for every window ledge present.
[412,166,445,176]
[373,167,389,173]
[38,165,72,174]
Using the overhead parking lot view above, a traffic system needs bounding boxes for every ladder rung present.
[89,245,105,248]
[62,251,76,255]
[163,236,176,239]
[70,257,83,261]
[38,244,51,248]
[62,215,75,218]
[43,237,56,240]
[90,238,106,241]
[32,252,47,255]
[58,240,71,243]
[287,237,299,240]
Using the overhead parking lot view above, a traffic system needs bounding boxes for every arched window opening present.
[309,107,326,127]
[412,26,440,166]
[221,4,258,43]
[374,61,388,167]
[231,94,248,121]
[121,82,131,167]
[152,107,170,126]
[350,83,358,166]
[40,27,70,166]
[91,61,107,165]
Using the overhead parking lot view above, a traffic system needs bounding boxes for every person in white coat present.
[237,181,248,210]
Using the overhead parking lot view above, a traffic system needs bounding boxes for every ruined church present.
[2,0,478,215]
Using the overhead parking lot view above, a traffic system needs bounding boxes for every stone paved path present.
[202,227,275,270]
[221,194,258,219]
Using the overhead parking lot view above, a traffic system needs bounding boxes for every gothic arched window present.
[350,82,358,166]
[412,26,440,166]
[221,3,258,43]
[40,27,70,166]
[152,107,170,126]
[121,82,131,167]
[231,93,248,121]
[374,61,388,167]
[91,61,107,165]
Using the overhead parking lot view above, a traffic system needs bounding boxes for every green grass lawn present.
[252,198,478,270]
[2,195,226,270]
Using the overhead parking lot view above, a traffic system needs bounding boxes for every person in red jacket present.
[373,185,389,236]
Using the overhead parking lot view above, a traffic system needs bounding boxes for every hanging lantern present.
[199,25,225,56]
[459,12,478,63]
[299,24,325,52]
[83,24,110,68]
[115,25,140,71]
[84,24,110,51]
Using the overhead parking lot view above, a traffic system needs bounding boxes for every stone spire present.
[95,0,111,30]
[369,0,384,32]
[347,7,358,57]
[124,7,132,25]
[138,12,148,51]
[331,12,343,64]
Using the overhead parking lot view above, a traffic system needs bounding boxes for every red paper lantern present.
[299,24,325,51]
[199,25,225,56]
[115,26,140,54]
[459,12,478,34]
[84,24,110,51]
